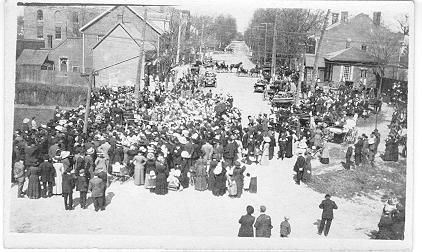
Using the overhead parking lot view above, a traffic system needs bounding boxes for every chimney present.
[341,11,348,22]
[332,13,339,25]
[373,12,381,26]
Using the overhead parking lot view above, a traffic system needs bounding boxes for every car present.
[271,91,295,107]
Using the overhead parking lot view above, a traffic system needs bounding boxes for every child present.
[227,172,237,198]
[244,173,251,192]
[168,169,181,191]
[76,169,88,209]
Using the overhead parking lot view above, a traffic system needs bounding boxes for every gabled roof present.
[16,49,49,66]
[79,6,162,35]
[324,47,377,64]
[92,22,157,51]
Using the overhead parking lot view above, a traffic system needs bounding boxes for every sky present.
[16,0,411,33]
[178,0,411,33]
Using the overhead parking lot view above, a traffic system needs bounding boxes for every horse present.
[249,67,260,77]
[230,62,242,72]
[237,66,248,76]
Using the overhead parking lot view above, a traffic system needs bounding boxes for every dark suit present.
[88,177,106,211]
[293,155,306,184]
[238,214,255,237]
[254,214,273,237]
[318,199,338,236]
[62,173,76,209]
[39,160,56,197]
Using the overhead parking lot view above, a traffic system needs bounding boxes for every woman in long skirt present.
[144,153,157,191]
[155,156,168,195]
[285,134,293,158]
[52,157,64,195]
[27,164,41,199]
[208,157,218,191]
[260,138,270,166]
[194,158,208,191]
[303,151,312,183]
[248,158,258,193]
[133,152,147,186]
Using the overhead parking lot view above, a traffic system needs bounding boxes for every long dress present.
[155,162,168,195]
[27,166,41,199]
[260,143,270,166]
[213,168,227,196]
[303,155,312,182]
[52,162,64,195]
[133,154,146,186]
[144,159,156,189]
[285,136,293,158]
[248,163,257,193]
[233,166,245,198]
[208,161,218,191]
[194,160,208,191]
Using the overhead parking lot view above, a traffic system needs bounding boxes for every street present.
[8,51,385,239]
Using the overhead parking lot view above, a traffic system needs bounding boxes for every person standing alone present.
[318,194,338,236]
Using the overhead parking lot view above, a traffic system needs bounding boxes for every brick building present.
[80,6,162,86]
[304,12,406,85]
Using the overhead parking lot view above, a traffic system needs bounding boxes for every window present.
[117,13,123,22]
[72,66,79,72]
[342,65,352,81]
[73,23,79,36]
[59,57,68,72]
[37,10,43,20]
[360,69,367,78]
[72,12,79,23]
[36,25,43,38]
[332,13,339,24]
[55,26,62,39]
[361,44,367,51]
[306,38,316,54]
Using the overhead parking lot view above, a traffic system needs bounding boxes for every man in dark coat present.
[342,145,354,170]
[269,131,276,160]
[232,161,245,198]
[39,155,56,198]
[88,173,106,211]
[293,151,306,185]
[278,133,287,160]
[223,137,238,167]
[62,169,76,210]
[76,169,89,209]
[318,194,338,236]
[98,170,108,209]
[254,205,273,237]
[354,137,364,166]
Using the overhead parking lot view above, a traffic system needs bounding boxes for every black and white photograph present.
[2,0,416,250]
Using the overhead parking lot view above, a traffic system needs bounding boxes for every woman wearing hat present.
[154,155,169,195]
[133,150,147,186]
[207,154,219,192]
[212,161,226,196]
[26,161,41,199]
[233,161,246,198]
[302,150,313,183]
[179,151,190,189]
[144,153,157,191]
[60,151,71,173]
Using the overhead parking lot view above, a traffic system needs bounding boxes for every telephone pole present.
[199,20,204,62]
[261,23,271,64]
[271,14,278,78]
[135,9,148,100]
[81,70,97,134]
[311,9,330,92]
[175,12,184,65]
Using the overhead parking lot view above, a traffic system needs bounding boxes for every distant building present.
[80,5,162,86]
[304,12,407,85]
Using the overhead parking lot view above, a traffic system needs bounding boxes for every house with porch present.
[304,11,405,86]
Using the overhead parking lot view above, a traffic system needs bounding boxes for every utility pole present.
[135,9,148,100]
[261,23,271,64]
[176,12,184,65]
[81,70,97,134]
[271,14,278,79]
[311,9,330,92]
[199,20,204,62]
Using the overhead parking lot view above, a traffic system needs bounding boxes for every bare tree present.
[368,25,402,97]
[397,14,409,36]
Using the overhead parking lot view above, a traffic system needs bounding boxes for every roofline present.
[324,59,378,66]
[80,5,162,36]
[80,6,117,32]
[92,22,158,50]
[126,6,162,35]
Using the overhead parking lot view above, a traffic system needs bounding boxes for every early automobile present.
[204,71,217,87]
[254,79,268,93]
[271,91,295,107]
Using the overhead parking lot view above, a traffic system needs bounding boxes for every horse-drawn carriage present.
[215,61,230,73]
[236,66,249,77]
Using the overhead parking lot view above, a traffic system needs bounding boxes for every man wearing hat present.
[254,205,273,238]
[318,194,338,236]
[88,173,106,212]
[39,155,56,198]
[293,150,306,185]
[62,168,76,210]
[76,169,89,209]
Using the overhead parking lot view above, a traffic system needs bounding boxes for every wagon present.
[254,81,266,93]
[271,91,294,107]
